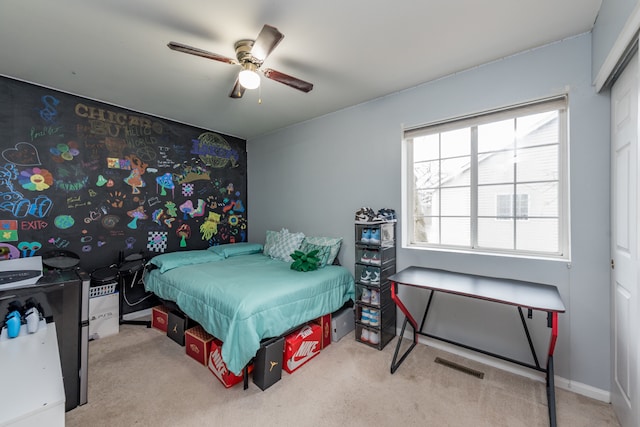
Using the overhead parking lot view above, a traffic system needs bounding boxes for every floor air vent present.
[434,357,484,379]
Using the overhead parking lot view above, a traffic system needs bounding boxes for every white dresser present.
[0,323,65,427]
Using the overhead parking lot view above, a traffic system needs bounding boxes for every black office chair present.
[118,253,151,328]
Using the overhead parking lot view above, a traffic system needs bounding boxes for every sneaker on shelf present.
[370,289,380,306]
[359,268,372,284]
[355,207,376,223]
[369,228,381,244]
[375,208,397,222]
[369,251,381,265]
[360,250,371,264]
[361,308,371,325]
[368,330,380,345]
[361,287,372,304]
[361,228,372,243]
[369,309,380,326]
[361,328,370,342]
[370,270,380,285]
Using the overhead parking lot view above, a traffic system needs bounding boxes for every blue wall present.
[248,33,612,391]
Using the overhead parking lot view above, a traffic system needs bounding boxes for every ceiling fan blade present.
[168,41,237,64]
[229,79,246,99]
[251,25,284,62]
[262,68,313,93]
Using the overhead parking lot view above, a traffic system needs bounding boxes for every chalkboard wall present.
[0,77,247,272]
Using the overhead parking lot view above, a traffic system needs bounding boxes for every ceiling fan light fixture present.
[238,63,260,90]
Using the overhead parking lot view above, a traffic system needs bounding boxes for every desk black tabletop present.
[389,266,565,313]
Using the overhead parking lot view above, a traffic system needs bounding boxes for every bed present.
[143,242,355,375]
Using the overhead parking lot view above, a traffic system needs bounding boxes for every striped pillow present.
[269,229,305,262]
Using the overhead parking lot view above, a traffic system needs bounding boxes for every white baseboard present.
[397,331,611,403]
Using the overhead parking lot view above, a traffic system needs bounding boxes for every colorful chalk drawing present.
[147,231,167,253]
[127,206,147,229]
[18,167,54,191]
[54,215,75,229]
[0,243,20,259]
[0,81,247,270]
[2,142,42,166]
[39,95,60,124]
[16,241,41,257]
[100,215,120,229]
[191,132,239,168]
[155,173,175,196]
[182,183,194,197]
[175,164,210,183]
[123,154,147,194]
[0,220,18,242]
[54,164,89,192]
[0,164,53,218]
[176,223,191,247]
[200,211,221,240]
[50,141,79,163]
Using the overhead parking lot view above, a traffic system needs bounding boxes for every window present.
[402,96,568,258]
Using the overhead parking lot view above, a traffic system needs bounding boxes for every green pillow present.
[150,250,222,273]
[208,242,264,258]
[301,236,342,265]
[299,241,332,268]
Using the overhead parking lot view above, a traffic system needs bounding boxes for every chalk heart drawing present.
[2,142,42,166]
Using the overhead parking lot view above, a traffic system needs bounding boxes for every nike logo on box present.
[286,341,319,372]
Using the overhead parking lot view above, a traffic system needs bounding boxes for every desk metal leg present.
[390,281,419,374]
[546,311,559,427]
[391,316,417,373]
[547,355,557,427]
[517,306,540,369]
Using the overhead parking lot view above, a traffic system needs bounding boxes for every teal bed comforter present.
[143,248,354,374]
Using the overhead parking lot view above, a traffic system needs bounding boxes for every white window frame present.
[401,95,570,260]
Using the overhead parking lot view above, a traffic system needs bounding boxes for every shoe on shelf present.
[370,289,380,306]
[370,270,380,285]
[369,309,380,326]
[368,330,380,345]
[355,207,376,223]
[360,250,371,264]
[361,228,372,243]
[359,268,372,284]
[361,327,370,342]
[361,308,371,325]
[369,251,381,265]
[375,208,397,222]
[361,287,372,304]
[369,228,381,244]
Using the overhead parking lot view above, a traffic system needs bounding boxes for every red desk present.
[389,266,565,427]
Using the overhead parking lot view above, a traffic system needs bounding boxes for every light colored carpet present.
[66,324,619,427]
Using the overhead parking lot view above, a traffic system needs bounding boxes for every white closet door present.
[611,49,639,427]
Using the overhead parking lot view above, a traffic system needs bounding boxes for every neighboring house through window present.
[402,96,568,259]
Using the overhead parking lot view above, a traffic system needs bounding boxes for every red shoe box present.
[208,338,252,388]
[151,305,169,332]
[312,313,332,349]
[283,323,322,374]
[185,325,214,366]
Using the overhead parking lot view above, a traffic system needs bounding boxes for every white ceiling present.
[0,0,602,140]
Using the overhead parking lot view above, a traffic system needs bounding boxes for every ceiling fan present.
[168,24,313,99]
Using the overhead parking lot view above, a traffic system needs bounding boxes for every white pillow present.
[269,228,305,262]
[263,230,280,256]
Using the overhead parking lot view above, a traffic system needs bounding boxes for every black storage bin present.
[253,336,285,391]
